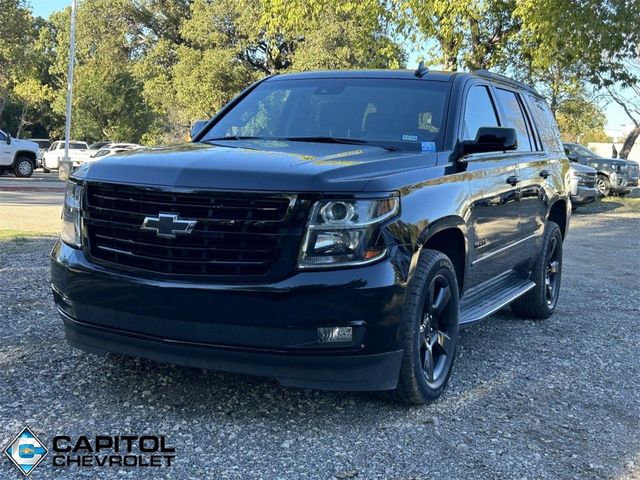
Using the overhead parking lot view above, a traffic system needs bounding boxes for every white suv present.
[0,129,39,177]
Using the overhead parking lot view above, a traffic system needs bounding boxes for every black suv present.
[563,142,639,196]
[51,69,570,404]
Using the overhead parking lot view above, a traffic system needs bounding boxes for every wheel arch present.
[14,150,37,165]
[547,198,569,239]
[412,216,468,293]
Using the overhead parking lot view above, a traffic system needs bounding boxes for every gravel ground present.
[1,201,639,479]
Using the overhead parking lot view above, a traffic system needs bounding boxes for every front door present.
[0,130,12,166]
[461,85,522,288]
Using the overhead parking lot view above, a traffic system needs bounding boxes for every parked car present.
[29,138,52,168]
[568,162,598,210]
[52,68,570,404]
[88,143,141,162]
[42,140,91,171]
[88,141,114,151]
[0,129,39,177]
[563,142,636,196]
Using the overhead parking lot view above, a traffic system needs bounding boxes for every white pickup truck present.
[0,129,39,177]
[42,140,91,171]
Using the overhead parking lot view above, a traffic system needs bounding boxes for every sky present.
[30,1,631,140]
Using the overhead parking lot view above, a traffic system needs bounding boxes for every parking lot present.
[1,182,639,479]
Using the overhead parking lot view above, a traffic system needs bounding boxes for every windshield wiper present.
[281,136,401,152]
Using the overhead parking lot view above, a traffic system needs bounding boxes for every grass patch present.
[574,194,640,215]
[0,230,57,244]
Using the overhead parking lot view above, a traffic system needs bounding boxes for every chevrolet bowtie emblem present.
[141,213,198,239]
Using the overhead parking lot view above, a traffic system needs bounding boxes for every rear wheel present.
[512,221,563,319]
[596,174,611,196]
[385,249,459,404]
[14,157,34,177]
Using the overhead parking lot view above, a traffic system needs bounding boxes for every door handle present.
[539,169,550,179]
[506,175,520,186]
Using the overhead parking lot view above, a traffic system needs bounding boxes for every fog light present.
[318,327,352,343]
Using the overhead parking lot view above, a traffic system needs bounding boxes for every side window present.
[462,86,499,141]
[494,88,532,151]
[0,131,6,141]
[527,95,564,152]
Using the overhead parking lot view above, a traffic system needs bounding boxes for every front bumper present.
[51,240,408,391]
[571,184,597,205]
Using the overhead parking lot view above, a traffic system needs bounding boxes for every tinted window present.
[204,78,450,151]
[462,86,499,141]
[528,95,564,152]
[69,143,86,150]
[34,140,51,149]
[0,131,5,141]
[495,88,532,151]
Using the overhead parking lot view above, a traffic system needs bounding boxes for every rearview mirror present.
[461,127,517,156]
[190,120,208,139]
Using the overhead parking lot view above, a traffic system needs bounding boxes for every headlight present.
[298,197,399,268]
[61,181,82,248]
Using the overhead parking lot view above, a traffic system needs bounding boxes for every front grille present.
[83,182,304,279]
[577,172,596,188]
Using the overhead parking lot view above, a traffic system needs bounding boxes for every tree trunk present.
[15,104,28,138]
[619,124,640,160]
[0,94,6,123]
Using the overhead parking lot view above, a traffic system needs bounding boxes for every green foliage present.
[556,95,607,143]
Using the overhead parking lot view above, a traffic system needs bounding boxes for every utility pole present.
[59,0,77,181]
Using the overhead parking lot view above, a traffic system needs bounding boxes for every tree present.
[47,0,154,142]
[12,77,52,137]
[0,0,36,122]
[555,95,607,144]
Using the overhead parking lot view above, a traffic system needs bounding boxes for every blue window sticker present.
[421,141,436,152]
[401,134,418,141]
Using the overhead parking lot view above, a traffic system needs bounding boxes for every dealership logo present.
[141,213,198,239]
[4,427,49,476]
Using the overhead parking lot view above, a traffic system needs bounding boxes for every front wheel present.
[386,249,459,404]
[596,174,611,196]
[14,157,34,177]
[512,221,563,319]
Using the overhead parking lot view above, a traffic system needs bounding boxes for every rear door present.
[493,88,550,253]
[0,130,12,166]
[463,84,522,288]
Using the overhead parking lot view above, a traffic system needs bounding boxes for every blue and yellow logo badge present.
[4,427,48,476]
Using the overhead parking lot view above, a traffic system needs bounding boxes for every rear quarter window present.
[527,95,564,153]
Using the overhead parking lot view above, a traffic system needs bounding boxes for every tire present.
[14,157,34,177]
[596,174,611,196]
[385,249,460,404]
[512,221,563,319]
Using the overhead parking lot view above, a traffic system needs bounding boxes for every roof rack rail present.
[473,69,539,95]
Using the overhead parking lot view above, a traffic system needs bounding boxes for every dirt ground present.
[0,195,639,479]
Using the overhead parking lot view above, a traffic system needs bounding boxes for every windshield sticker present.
[402,134,418,141]
[421,142,436,152]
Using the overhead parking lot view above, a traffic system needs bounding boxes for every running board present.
[459,270,535,326]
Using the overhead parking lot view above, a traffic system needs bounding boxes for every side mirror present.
[190,120,208,139]
[461,127,517,156]
[6,135,11,145]
[566,154,578,162]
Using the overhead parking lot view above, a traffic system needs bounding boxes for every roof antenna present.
[414,60,429,78]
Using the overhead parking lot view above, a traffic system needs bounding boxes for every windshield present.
[571,144,599,158]
[202,78,450,151]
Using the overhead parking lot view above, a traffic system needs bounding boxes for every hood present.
[569,162,597,174]
[584,156,628,167]
[13,138,39,151]
[75,140,438,192]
